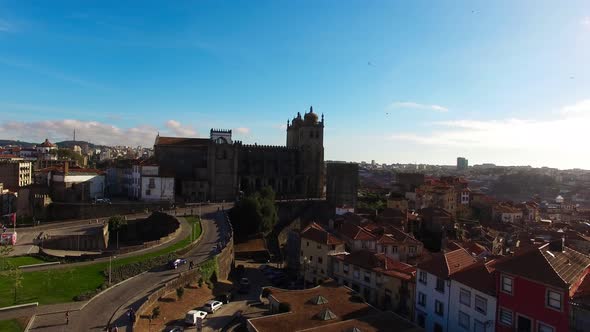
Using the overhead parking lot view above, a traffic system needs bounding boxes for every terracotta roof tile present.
[333,250,415,281]
[297,312,421,332]
[301,222,344,246]
[338,222,376,241]
[452,260,497,296]
[417,248,477,279]
[249,284,378,332]
[155,136,210,146]
[494,242,590,289]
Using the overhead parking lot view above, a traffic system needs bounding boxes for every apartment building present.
[300,222,345,285]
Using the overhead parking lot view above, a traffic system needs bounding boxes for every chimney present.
[64,161,69,175]
[548,237,565,253]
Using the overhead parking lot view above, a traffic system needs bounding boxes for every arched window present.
[215,137,227,144]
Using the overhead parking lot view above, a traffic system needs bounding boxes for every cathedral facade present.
[154,108,325,202]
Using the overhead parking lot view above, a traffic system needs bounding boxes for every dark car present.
[216,291,233,304]
[168,258,188,269]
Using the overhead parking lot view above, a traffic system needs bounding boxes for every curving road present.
[30,204,229,332]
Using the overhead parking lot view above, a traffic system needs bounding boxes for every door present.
[517,315,532,332]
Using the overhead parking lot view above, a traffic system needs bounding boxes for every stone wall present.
[133,268,202,330]
[216,212,235,280]
[47,201,172,221]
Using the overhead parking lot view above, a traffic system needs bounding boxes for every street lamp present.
[109,255,117,286]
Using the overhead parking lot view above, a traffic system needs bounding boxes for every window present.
[460,288,471,306]
[317,244,322,249]
[409,246,416,254]
[474,295,487,315]
[537,322,555,332]
[417,292,426,306]
[343,263,349,273]
[300,251,303,257]
[459,311,470,330]
[499,307,513,326]
[145,189,151,195]
[353,268,360,279]
[501,275,513,294]
[333,262,339,272]
[434,300,444,316]
[148,178,155,188]
[307,241,309,247]
[392,246,398,253]
[474,320,486,332]
[546,290,562,310]
[436,278,445,293]
[419,271,427,284]
[331,245,336,250]
[310,256,313,262]
[363,271,371,283]
[318,257,323,264]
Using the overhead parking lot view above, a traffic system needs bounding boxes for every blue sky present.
[1,1,589,169]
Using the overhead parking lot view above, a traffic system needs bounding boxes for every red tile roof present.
[339,222,376,241]
[417,248,477,279]
[298,312,421,332]
[452,260,497,296]
[154,136,210,146]
[301,222,344,246]
[249,284,378,332]
[494,242,590,289]
[333,250,416,281]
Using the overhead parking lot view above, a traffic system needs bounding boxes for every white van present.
[185,310,207,325]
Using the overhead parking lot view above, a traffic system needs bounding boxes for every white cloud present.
[0,119,159,147]
[388,99,590,168]
[561,99,590,114]
[389,101,449,113]
[234,127,251,135]
[165,120,197,136]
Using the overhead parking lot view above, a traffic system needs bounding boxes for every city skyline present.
[1,1,589,169]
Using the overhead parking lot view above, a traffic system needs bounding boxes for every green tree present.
[108,215,127,248]
[56,148,84,165]
[0,246,14,271]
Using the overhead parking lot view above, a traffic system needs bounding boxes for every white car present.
[185,310,207,325]
[203,300,223,313]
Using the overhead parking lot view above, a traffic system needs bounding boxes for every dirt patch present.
[136,283,214,331]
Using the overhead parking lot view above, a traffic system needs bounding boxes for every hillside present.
[0,139,99,148]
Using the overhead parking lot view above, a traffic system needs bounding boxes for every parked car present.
[238,277,250,293]
[203,300,223,313]
[185,310,207,325]
[168,258,188,269]
[216,291,233,304]
[164,326,184,332]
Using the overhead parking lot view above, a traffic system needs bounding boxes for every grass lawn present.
[0,319,24,332]
[0,216,202,308]
[0,256,52,271]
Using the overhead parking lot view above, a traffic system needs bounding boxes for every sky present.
[1,1,589,169]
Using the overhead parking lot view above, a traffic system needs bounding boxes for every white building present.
[129,162,174,202]
[449,261,497,332]
[415,248,477,332]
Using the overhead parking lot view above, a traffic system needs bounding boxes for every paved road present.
[29,204,229,332]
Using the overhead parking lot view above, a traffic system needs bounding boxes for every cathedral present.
[154,107,325,202]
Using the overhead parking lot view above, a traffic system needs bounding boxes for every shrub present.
[176,287,184,301]
[198,277,203,288]
[152,306,160,319]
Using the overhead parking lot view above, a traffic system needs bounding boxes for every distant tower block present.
[457,157,468,171]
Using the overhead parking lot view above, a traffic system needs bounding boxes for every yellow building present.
[300,222,346,285]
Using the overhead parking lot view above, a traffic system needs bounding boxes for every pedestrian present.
[65,311,69,325]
